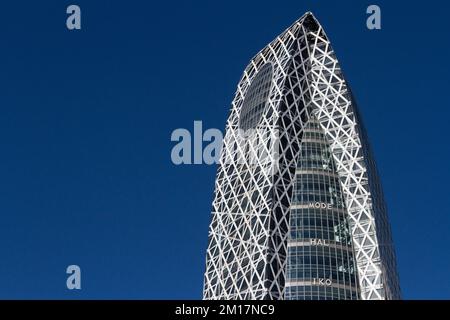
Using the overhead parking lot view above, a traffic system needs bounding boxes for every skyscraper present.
[203,12,400,300]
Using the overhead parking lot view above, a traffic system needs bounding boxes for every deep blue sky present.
[0,0,449,299]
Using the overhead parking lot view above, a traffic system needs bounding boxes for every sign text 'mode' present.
[309,202,333,210]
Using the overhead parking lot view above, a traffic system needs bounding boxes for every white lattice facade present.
[203,12,401,300]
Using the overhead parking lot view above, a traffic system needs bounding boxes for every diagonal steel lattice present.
[203,12,401,300]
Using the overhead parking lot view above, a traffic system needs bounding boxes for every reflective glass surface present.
[285,117,360,300]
